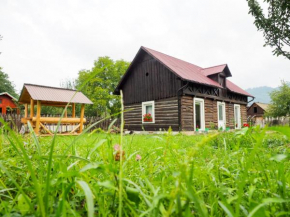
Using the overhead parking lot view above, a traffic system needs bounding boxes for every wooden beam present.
[30,99,34,118]
[22,117,87,124]
[72,103,76,118]
[35,101,41,134]
[70,124,80,134]
[79,104,85,133]
[24,104,28,118]
[64,109,67,118]
[39,122,53,135]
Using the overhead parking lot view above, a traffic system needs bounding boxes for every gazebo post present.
[72,103,76,118]
[35,100,42,134]
[30,99,34,118]
[24,104,28,118]
[79,104,85,133]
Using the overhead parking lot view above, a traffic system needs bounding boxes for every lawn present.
[0,126,290,216]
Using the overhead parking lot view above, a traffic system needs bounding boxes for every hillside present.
[246,86,276,104]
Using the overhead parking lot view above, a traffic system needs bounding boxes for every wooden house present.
[114,46,254,131]
[0,92,19,115]
[18,84,92,135]
[247,102,269,125]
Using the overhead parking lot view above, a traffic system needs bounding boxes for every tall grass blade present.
[77,180,94,217]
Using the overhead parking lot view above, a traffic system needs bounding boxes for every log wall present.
[181,95,247,130]
[124,97,179,131]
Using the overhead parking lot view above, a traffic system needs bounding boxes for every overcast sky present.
[0,0,289,93]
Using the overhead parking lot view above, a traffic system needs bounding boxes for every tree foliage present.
[267,81,290,117]
[76,57,130,117]
[0,67,18,97]
[247,0,290,59]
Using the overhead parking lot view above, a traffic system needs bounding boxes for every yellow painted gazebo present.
[18,84,93,135]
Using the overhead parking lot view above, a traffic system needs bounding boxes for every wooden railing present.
[0,114,120,133]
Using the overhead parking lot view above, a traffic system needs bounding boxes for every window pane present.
[219,104,223,121]
[195,102,201,128]
[146,105,152,114]
[235,106,239,124]
[254,107,257,113]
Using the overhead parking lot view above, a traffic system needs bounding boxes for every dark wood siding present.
[181,96,193,131]
[241,104,247,124]
[121,51,181,105]
[180,95,247,130]
[124,97,178,131]
[205,98,217,128]
[247,103,265,117]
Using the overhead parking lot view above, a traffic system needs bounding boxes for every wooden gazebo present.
[19,84,93,135]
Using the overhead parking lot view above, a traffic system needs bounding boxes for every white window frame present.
[142,101,155,124]
[193,98,205,131]
[217,101,226,130]
[234,104,241,129]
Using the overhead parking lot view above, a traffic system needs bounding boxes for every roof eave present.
[0,92,18,101]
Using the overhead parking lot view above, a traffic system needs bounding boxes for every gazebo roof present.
[18,84,93,105]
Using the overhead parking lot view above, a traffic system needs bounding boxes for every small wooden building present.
[114,46,254,131]
[18,84,93,135]
[0,92,19,115]
[247,102,269,125]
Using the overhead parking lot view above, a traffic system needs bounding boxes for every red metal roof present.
[202,64,227,76]
[226,80,253,97]
[142,47,222,88]
[18,84,93,104]
[142,46,251,96]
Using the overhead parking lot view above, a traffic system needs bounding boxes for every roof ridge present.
[141,46,203,70]
[24,83,77,92]
[256,102,269,105]
[202,64,227,70]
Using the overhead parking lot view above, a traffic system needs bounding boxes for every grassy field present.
[0,125,290,216]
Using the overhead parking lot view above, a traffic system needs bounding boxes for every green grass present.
[0,125,290,216]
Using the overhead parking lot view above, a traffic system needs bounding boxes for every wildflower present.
[114,144,120,151]
[113,144,125,161]
[115,150,125,161]
[243,123,249,127]
[136,154,142,161]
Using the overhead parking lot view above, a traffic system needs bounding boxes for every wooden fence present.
[0,114,120,133]
[248,116,290,127]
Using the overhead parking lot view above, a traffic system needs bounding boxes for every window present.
[218,104,224,121]
[234,104,241,129]
[254,107,257,113]
[142,101,155,123]
[218,75,226,88]
[217,102,226,130]
[0,99,2,104]
[194,98,205,130]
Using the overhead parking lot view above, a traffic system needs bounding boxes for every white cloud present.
[0,0,289,93]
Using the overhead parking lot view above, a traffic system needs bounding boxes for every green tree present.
[267,81,290,119]
[0,67,18,97]
[247,0,290,59]
[76,57,130,117]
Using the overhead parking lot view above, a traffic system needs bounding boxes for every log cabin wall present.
[247,104,265,117]
[181,96,193,131]
[124,97,179,131]
[121,51,182,105]
[181,95,248,130]
[241,104,247,124]
[226,103,235,128]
